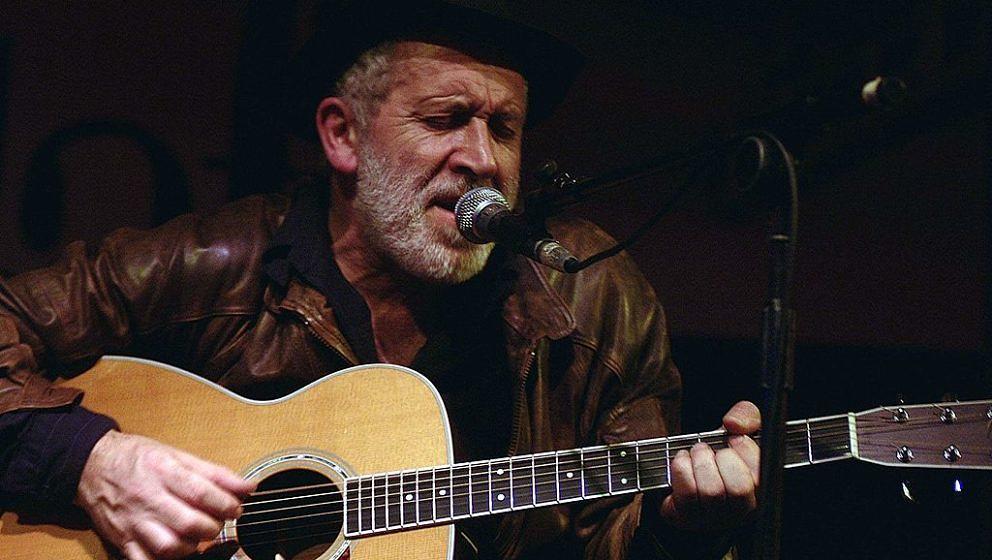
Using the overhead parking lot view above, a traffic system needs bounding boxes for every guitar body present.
[0,357,454,560]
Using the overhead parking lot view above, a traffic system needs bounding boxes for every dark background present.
[1,1,989,558]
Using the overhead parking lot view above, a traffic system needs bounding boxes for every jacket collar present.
[501,259,575,343]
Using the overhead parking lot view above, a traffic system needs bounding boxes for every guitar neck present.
[343,413,854,537]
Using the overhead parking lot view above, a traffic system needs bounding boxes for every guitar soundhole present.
[238,467,342,560]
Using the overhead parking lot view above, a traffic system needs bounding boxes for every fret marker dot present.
[497,493,505,501]
[439,489,447,496]
[405,494,413,501]
[620,451,627,457]
[566,472,574,478]
[621,477,628,485]
[497,468,504,475]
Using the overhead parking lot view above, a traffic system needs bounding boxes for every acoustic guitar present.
[1,356,989,559]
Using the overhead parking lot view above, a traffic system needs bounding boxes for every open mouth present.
[432,194,460,213]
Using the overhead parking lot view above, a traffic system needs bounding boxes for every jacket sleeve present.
[0,236,153,514]
[0,237,142,416]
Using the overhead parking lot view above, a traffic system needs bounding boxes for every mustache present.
[356,146,518,206]
[422,177,519,208]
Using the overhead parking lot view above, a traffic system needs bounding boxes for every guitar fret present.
[401,470,417,527]
[345,478,360,535]
[436,466,452,520]
[356,475,363,533]
[452,463,471,518]
[510,455,533,509]
[607,447,613,494]
[487,459,494,513]
[665,439,672,488]
[417,468,433,524]
[373,474,386,530]
[558,449,582,500]
[509,456,514,509]
[470,462,487,515]
[531,455,537,506]
[580,448,586,498]
[610,444,638,494]
[534,453,557,505]
[635,444,642,490]
[510,455,537,509]
[431,468,437,523]
[386,472,401,529]
[583,447,610,497]
[491,458,510,512]
[431,468,437,519]
[360,476,373,533]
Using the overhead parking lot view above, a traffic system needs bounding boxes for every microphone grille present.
[454,187,508,243]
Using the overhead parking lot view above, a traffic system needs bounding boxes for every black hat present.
[284,0,584,142]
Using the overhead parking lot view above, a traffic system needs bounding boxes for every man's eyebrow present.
[414,94,524,118]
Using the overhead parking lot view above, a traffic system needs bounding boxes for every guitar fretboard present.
[343,414,853,537]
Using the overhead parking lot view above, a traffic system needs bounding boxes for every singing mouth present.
[432,193,461,213]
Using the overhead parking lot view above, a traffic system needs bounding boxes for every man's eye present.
[490,119,519,141]
[423,113,469,130]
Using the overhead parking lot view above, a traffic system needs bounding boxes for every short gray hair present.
[334,42,398,133]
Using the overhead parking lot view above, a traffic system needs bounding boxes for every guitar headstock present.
[854,400,992,469]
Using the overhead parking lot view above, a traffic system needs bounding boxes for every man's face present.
[352,43,526,284]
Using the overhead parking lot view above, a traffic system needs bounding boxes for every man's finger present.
[690,443,725,512]
[157,492,225,541]
[122,540,153,560]
[729,434,761,485]
[669,449,699,520]
[714,447,756,513]
[723,401,761,434]
[175,452,256,498]
[134,517,195,559]
[163,468,242,521]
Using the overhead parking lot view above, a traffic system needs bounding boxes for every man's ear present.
[316,97,359,174]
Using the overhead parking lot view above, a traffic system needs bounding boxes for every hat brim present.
[283,0,583,142]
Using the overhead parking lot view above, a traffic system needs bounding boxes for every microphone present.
[454,187,580,273]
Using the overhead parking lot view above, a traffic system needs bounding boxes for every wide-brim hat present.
[284,0,584,142]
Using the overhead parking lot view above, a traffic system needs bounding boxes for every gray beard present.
[353,146,512,284]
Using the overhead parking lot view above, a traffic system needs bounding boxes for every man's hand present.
[660,401,761,533]
[76,431,256,559]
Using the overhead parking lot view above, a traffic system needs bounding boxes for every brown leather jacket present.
[0,192,700,559]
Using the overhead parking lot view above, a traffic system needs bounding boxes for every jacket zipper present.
[506,343,538,456]
[295,310,358,367]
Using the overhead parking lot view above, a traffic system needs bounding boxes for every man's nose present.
[449,117,498,180]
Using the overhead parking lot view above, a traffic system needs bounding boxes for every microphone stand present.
[750,133,799,560]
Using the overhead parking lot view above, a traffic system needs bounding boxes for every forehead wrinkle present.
[389,50,526,116]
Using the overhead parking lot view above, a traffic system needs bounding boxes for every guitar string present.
[214,433,859,550]
[242,421,852,505]
[235,428,858,524]
[200,416,984,550]
[233,430,935,530]
[238,426,834,513]
[236,457,675,527]
[222,456,686,549]
[232,415,975,524]
[236,423,855,517]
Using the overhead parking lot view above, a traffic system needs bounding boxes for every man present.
[0,2,760,558]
